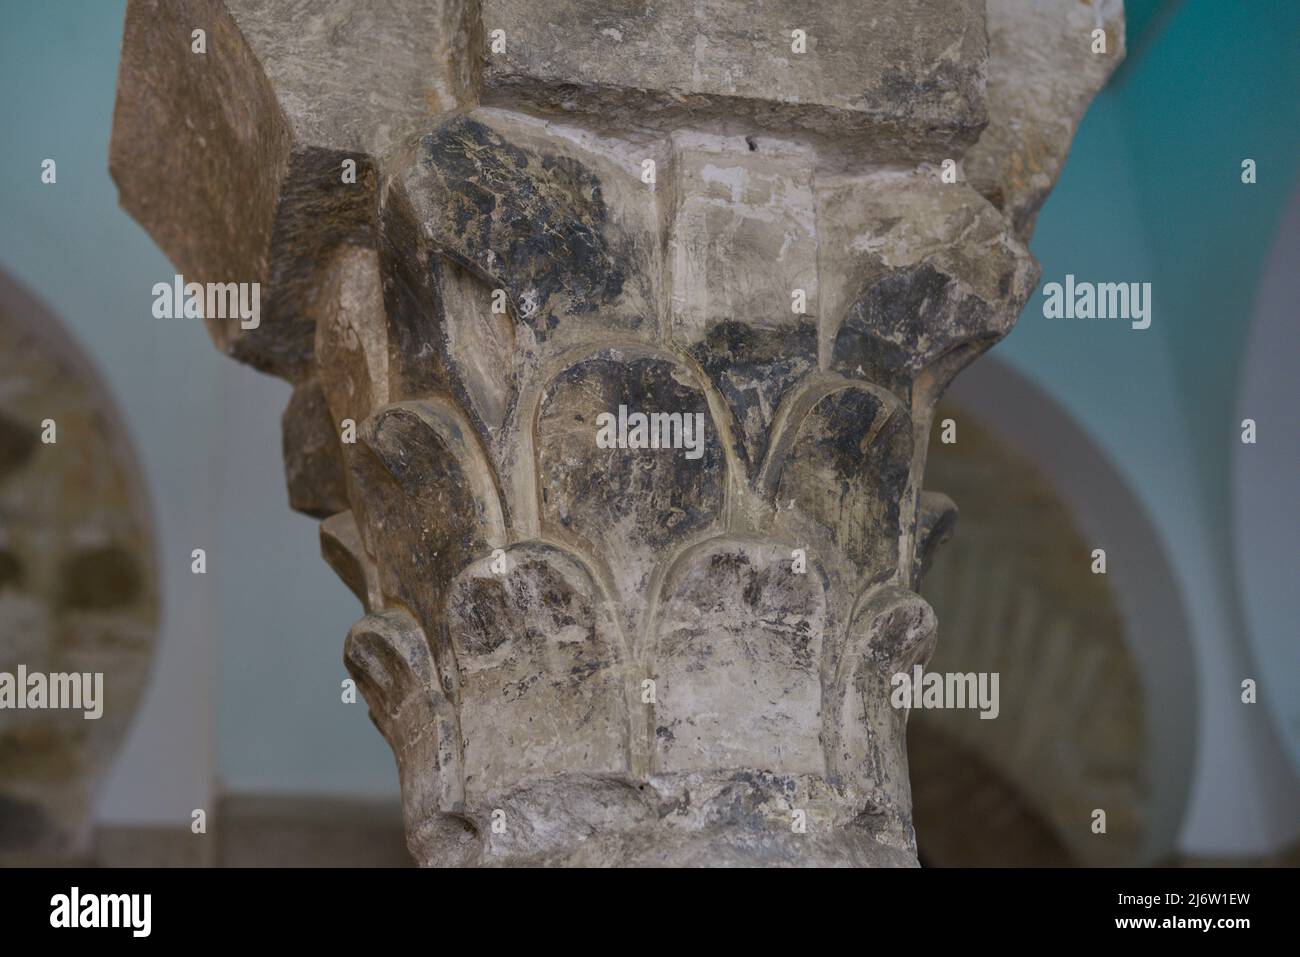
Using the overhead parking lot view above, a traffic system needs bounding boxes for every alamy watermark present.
[890,665,999,719]
[0,666,103,719]
[152,274,260,329]
[595,404,706,460]
[1042,274,1151,330]
[50,887,151,937]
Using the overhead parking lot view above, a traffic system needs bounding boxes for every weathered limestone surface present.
[479,0,989,160]
[967,0,1126,239]
[111,0,1120,866]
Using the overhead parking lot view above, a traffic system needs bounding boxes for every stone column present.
[110,0,1122,866]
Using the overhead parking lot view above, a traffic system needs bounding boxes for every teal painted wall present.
[992,0,1300,849]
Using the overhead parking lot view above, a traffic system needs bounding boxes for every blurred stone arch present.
[0,267,160,863]
[910,355,1196,867]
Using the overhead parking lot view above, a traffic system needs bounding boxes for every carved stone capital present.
[111,0,1122,866]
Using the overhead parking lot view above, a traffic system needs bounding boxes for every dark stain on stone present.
[691,319,816,471]
[416,117,626,335]
[822,391,884,476]
[233,146,379,381]
[708,551,749,574]
[778,388,912,574]
[832,262,993,394]
[379,184,456,399]
[878,60,972,112]
[451,553,596,660]
[352,411,486,649]
[538,354,723,551]
[455,577,512,656]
